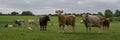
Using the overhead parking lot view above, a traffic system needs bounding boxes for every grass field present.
[0,16,120,40]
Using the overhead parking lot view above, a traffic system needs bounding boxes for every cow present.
[81,14,104,33]
[39,16,50,31]
[55,10,76,32]
[27,19,35,31]
[15,19,23,27]
[4,24,13,27]
[103,18,110,30]
[15,19,25,27]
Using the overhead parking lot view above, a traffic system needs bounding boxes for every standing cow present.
[39,16,50,31]
[81,14,104,33]
[103,18,110,30]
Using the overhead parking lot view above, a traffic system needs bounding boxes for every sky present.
[0,0,120,15]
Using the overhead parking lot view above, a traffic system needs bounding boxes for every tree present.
[114,10,120,17]
[11,12,19,15]
[98,12,104,16]
[0,12,2,15]
[86,13,91,15]
[21,11,34,16]
[104,9,113,18]
[48,13,52,16]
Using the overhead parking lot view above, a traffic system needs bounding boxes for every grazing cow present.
[15,19,25,27]
[81,14,104,33]
[55,10,76,32]
[39,16,50,31]
[27,19,35,30]
[103,18,110,30]
[28,19,35,25]
[15,19,22,27]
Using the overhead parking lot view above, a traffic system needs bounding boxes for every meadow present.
[0,16,120,40]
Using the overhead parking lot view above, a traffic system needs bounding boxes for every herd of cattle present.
[4,10,111,33]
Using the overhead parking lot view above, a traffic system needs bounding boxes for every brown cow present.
[103,18,110,30]
[55,10,76,32]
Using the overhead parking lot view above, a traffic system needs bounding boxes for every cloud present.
[0,0,120,15]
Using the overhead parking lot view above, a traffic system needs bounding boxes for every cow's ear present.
[55,10,63,13]
[55,10,58,13]
[60,10,63,13]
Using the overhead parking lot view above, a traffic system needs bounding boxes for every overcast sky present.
[0,0,120,15]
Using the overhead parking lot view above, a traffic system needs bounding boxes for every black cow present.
[39,16,50,31]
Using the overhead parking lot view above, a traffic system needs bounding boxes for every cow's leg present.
[62,25,65,33]
[18,23,21,26]
[43,26,45,31]
[98,26,103,33]
[58,24,61,32]
[72,25,75,32]
[72,26,75,32]
[103,26,106,30]
[89,24,92,32]
[44,26,47,31]
[86,27,89,33]
[40,26,42,31]
[107,25,109,31]
[64,25,67,32]
[89,27,91,32]
[104,25,107,30]
[85,24,89,32]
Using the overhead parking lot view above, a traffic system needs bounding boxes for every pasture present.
[0,16,120,40]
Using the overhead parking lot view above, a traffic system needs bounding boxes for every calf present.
[39,16,50,31]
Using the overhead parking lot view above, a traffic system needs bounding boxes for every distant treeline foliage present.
[0,9,120,21]
[0,9,120,17]
[0,11,34,16]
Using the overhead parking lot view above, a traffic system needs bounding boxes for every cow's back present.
[65,15,76,25]
[87,15,103,27]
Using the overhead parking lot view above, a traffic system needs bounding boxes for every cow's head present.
[45,16,50,21]
[55,10,63,15]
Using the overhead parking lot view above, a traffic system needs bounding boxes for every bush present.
[111,17,120,22]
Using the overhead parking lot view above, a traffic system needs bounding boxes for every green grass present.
[0,16,120,40]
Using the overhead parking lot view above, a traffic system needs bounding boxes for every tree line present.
[49,9,120,17]
[0,9,120,18]
[0,9,120,21]
[0,11,34,16]
[48,9,120,22]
